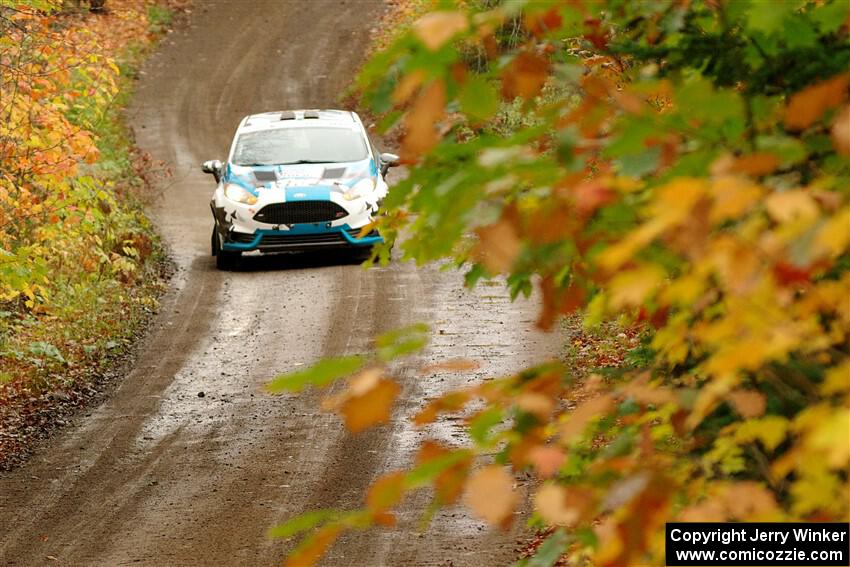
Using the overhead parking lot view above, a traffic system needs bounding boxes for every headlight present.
[342,178,375,201]
[224,183,257,205]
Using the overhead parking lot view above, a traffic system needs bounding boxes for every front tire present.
[212,225,240,270]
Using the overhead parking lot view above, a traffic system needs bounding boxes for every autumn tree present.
[0,0,164,410]
[271,1,850,565]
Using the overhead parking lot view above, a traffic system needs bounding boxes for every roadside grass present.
[147,4,173,34]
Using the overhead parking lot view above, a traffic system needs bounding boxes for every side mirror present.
[379,153,400,177]
[202,159,223,182]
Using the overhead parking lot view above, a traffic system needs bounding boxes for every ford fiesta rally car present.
[203,109,398,270]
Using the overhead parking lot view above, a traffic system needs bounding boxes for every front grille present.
[261,232,348,246]
[253,201,347,225]
[229,232,256,243]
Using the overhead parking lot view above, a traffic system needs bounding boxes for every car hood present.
[223,158,377,197]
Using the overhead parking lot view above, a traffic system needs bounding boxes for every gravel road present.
[0,1,558,565]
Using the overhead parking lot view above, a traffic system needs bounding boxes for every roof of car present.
[238,109,361,133]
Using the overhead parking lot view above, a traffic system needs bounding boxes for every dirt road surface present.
[0,1,559,565]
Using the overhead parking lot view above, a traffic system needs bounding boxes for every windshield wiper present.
[278,159,332,165]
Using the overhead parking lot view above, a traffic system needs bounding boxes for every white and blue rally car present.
[202,109,398,269]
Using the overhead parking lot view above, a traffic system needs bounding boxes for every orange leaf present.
[528,445,566,478]
[416,441,471,504]
[728,390,766,418]
[571,180,616,216]
[473,217,521,274]
[537,278,585,330]
[728,152,780,176]
[402,80,446,159]
[343,378,399,433]
[413,390,473,425]
[324,369,401,433]
[535,483,594,526]
[367,471,406,512]
[832,105,850,155]
[501,51,550,100]
[560,395,614,443]
[372,510,397,527]
[524,8,562,37]
[517,392,555,420]
[412,11,468,51]
[785,73,849,130]
[619,374,676,407]
[392,70,427,105]
[464,465,519,528]
[284,525,342,567]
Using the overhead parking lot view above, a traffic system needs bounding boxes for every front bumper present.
[221,225,383,253]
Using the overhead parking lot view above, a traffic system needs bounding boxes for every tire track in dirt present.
[0,2,560,565]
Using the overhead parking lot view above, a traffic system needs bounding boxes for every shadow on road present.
[226,250,370,272]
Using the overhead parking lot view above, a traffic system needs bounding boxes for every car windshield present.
[232,127,368,166]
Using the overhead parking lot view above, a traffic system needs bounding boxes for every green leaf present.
[405,450,471,488]
[376,323,429,362]
[460,76,499,121]
[266,355,365,393]
[27,341,65,364]
[469,407,503,446]
[745,1,795,35]
[267,510,340,539]
[617,146,661,178]
[810,0,850,33]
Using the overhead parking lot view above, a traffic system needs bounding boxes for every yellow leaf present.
[806,408,850,469]
[821,360,850,394]
[608,265,666,310]
[463,465,518,528]
[734,416,789,452]
[813,207,850,259]
[709,177,764,223]
[765,190,819,223]
[790,463,842,516]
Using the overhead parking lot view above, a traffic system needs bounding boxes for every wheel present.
[216,248,241,270]
[212,226,240,270]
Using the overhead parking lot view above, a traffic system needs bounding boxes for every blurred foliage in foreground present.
[271,1,850,565]
[0,0,168,392]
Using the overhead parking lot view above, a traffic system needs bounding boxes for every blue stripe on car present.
[284,185,331,201]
